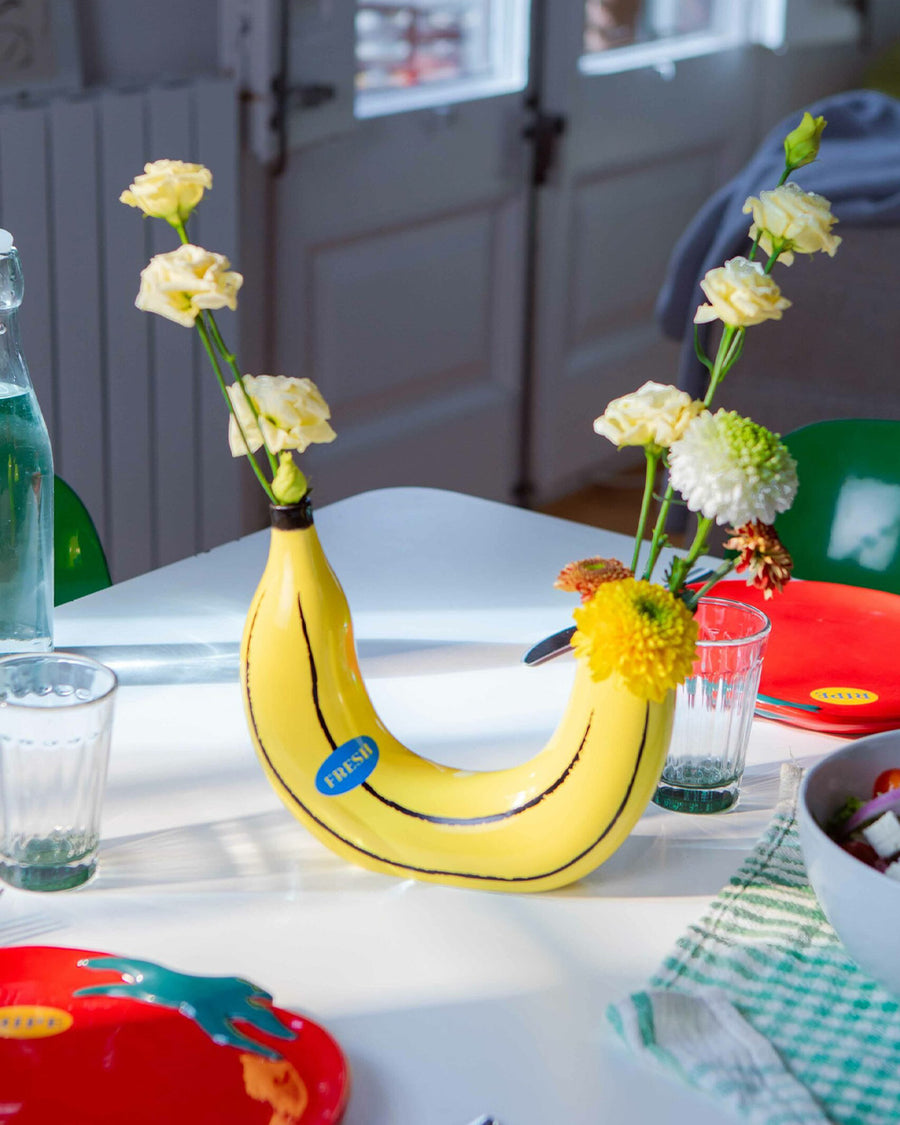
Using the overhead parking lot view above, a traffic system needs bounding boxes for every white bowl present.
[798,729,900,997]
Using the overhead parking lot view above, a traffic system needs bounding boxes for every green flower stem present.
[641,479,674,583]
[703,324,745,406]
[631,447,661,574]
[652,152,794,598]
[171,217,277,477]
[684,557,737,612]
[194,315,275,504]
[703,324,734,405]
[668,515,714,591]
[648,279,743,589]
[173,217,279,480]
[693,325,713,372]
[720,327,745,377]
[642,315,740,585]
[204,312,278,477]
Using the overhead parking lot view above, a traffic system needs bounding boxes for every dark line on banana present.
[296,590,589,825]
[360,722,590,825]
[246,581,651,883]
[296,594,337,751]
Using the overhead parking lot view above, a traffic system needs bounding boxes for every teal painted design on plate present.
[72,956,296,1060]
[757,693,821,713]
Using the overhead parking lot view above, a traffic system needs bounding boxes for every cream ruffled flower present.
[667,409,798,526]
[227,375,336,457]
[743,183,840,265]
[593,382,703,450]
[136,244,242,327]
[694,257,791,328]
[120,160,212,224]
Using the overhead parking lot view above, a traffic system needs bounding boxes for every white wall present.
[76,0,218,87]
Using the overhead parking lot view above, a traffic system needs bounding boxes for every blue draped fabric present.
[657,90,900,398]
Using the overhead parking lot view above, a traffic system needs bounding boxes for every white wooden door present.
[224,0,792,511]
[527,0,763,502]
[251,0,534,506]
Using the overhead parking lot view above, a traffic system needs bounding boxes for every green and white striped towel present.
[607,763,900,1125]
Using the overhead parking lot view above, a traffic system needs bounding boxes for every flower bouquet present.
[120,159,337,505]
[118,112,838,892]
[558,111,839,706]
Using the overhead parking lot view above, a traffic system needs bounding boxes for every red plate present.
[703,579,900,736]
[0,946,349,1125]
[754,704,900,737]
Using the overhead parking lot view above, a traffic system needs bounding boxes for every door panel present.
[530,33,760,500]
[313,209,493,414]
[569,149,718,343]
[274,91,528,505]
[257,0,770,508]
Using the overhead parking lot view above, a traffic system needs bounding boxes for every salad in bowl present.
[828,767,900,877]
[798,730,900,998]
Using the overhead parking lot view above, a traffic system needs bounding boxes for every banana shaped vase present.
[240,502,675,893]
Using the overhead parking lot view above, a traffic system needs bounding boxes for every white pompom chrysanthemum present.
[668,410,798,527]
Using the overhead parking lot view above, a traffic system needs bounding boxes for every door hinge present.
[271,76,337,129]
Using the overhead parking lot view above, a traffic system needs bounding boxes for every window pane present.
[583,0,715,55]
[356,2,493,93]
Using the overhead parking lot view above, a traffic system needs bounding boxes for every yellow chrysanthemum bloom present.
[572,578,699,703]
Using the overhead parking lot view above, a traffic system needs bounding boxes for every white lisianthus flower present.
[667,410,798,527]
[120,160,212,224]
[593,381,703,450]
[742,183,841,265]
[694,257,791,328]
[227,375,336,457]
[136,244,242,327]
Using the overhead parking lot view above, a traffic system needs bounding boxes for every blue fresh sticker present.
[315,736,379,795]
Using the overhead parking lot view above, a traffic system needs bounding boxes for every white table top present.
[11,487,842,1124]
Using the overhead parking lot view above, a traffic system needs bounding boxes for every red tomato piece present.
[873,769,900,797]
[841,840,881,868]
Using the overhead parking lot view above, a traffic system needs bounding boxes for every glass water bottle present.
[0,230,53,652]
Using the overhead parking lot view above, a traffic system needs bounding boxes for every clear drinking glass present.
[653,597,770,814]
[0,653,117,891]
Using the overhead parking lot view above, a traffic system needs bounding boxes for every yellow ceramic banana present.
[240,504,674,893]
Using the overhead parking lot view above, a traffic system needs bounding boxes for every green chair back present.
[774,419,900,596]
[54,475,112,606]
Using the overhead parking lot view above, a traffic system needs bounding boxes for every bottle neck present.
[270,498,314,530]
[0,307,30,391]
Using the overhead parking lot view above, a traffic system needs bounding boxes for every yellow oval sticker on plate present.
[0,1005,73,1038]
[810,687,879,706]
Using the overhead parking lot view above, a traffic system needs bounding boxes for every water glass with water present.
[653,597,770,814]
[0,653,117,891]
[0,232,54,655]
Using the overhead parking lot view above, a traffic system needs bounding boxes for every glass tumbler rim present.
[0,652,118,709]
[692,595,771,649]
